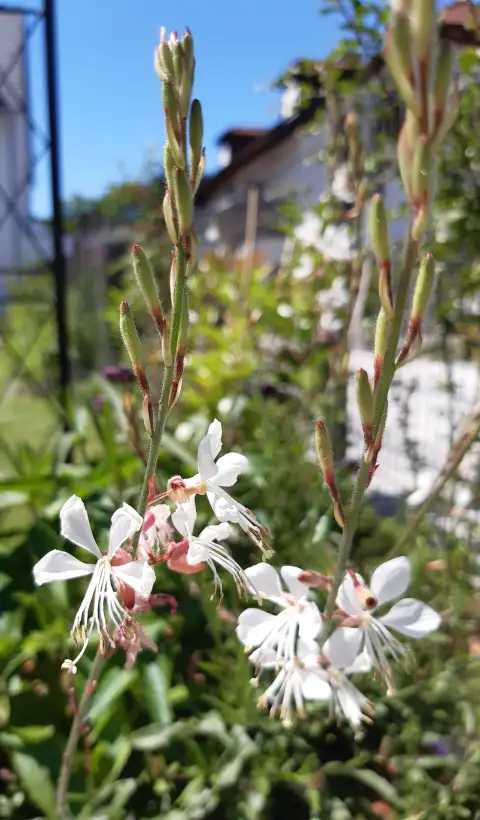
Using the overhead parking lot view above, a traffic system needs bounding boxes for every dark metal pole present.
[44,0,71,428]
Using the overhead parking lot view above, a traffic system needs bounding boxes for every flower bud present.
[189,99,203,175]
[174,168,193,235]
[433,78,459,147]
[131,244,165,333]
[356,369,374,442]
[315,420,334,474]
[163,191,179,245]
[374,308,388,385]
[411,136,432,207]
[171,36,184,89]
[165,119,185,170]
[412,252,435,319]
[397,120,412,198]
[412,204,428,241]
[193,148,206,195]
[411,0,435,62]
[182,30,195,84]
[142,393,153,437]
[157,39,175,82]
[369,194,390,265]
[169,250,177,307]
[162,82,179,132]
[384,14,419,115]
[119,301,142,370]
[432,41,453,134]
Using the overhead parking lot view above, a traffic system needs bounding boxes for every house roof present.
[196,1,480,207]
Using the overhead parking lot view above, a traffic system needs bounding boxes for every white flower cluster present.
[236,559,441,729]
[32,419,441,732]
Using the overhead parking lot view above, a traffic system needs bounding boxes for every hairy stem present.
[56,649,105,818]
[389,408,480,558]
[323,229,419,617]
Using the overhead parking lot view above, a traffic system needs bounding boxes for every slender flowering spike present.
[171,419,272,556]
[32,496,155,673]
[336,556,441,691]
[236,563,322,669]
[131,245,165,336]
[356,369,374,445]
[171,500,248,601]
[374,308,388,387]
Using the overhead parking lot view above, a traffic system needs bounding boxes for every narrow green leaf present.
[12,752,56,819]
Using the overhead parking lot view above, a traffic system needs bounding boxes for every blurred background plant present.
[1,0,480,818]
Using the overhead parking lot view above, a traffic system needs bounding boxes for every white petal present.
[172,498,196,538]
[336,574,362,616]
[186,540,208,565]
[33,550,95,585]
[323,627,363,670]
[210,453,248,487]
[236,608,277,646]
[198,522,232,543]
[280,566,309,602]
[207,418,223,459]
[337,684,365,728]
[370,556,411,605]
[249,646,277,668]
[197,423,221,480]
[298,603,322,641]
[60,495,101,558]
[379,598,441,638]
[207,491,239,523]
[295,638,320,665]
[299,669,331,701]
[244,563,283,603]
[108,503,143,557]
[345,650,372,675]
[112,560,156,596]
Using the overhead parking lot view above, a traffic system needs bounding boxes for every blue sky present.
[20,0,340,215]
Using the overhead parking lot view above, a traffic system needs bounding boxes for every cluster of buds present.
[119,28,204,435]
[385,0,458,238]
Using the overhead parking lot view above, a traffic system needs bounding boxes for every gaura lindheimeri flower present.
[170,501,248,600]
[138,503,172,561]
[168,419,272,557]
[336,556,441,690]
[33,495,155,673]
[321,628,374,730]
[236,563,322,668]
[249,641,331,727]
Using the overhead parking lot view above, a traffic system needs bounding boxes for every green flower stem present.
[389,408,480,559]
[133,243,188,531]
[323,230,419,619]
[56,649,106,818]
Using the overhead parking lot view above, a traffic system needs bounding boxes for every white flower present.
[322,628,374,730]
[236,563,322,669]
[171,501,247,600]
[33,495,155,673]
[336,556,441,690]
[174,419,272,556]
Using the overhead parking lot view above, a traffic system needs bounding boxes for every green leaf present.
[346,767,401,807]
[11,725,55,744]
[12,752,56,819]
[143,661,172,724]
[88,667,136,736]
[130,721,191,751]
